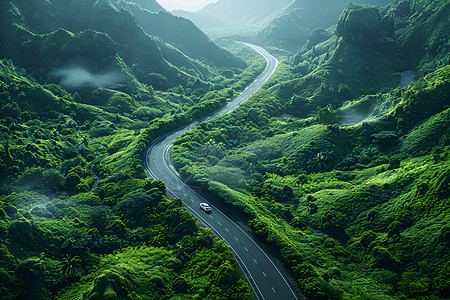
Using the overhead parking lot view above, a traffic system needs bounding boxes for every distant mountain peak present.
[124,0,165,12]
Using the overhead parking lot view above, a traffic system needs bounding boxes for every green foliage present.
[316,108,338,125]
[214,261,239,286]
[1,0,449,299]
[170,22,450,300]
[0,18,261,298]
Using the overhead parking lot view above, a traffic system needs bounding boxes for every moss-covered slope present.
[170,1,450,298]
[281,0,450,117]
[0,56,253,299]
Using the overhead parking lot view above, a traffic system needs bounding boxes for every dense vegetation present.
[172,0,450,299]
[0,0,270,298]
[1,0,449,299]
[252,0,395,53]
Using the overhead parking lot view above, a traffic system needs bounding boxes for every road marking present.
[263,272,267,278]
[190,199,194,203]
[209,215,214,219]
[234,237,239,241]
[145,47,290,300]
[217,221,222,226]
[225,228,229,232]
[244,247,248,252]
[253,259,257,264]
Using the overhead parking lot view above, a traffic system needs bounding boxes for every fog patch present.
[339,108,369,126]
[400,70,415,87]
[52,66,127,89]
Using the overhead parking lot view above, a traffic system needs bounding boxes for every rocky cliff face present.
[283,0,449,117]
[336,6,381,46]
[253,0,395,53]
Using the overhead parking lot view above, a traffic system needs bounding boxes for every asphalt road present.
[144,43,302,300]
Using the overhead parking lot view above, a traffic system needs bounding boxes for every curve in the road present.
[144,43,302,300]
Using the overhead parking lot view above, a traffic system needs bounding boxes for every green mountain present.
[1,0,449,299]
[0,0,268,298]
[283,0,450,116]
[0,0,245,89]
[171,0,450,299]
[253,0,395,52]
[118,3,246,69]
[0,58,253,299]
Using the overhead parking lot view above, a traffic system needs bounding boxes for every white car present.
[200,203,212,212]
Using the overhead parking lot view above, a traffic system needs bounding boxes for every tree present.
[60,254,82,280]
[316,108,337,125]
[214,261,238,286]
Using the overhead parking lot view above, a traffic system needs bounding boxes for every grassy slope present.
[173,61,450,300]
[0,54,254,299]
[0,1,269,299]
[171,0,450,298]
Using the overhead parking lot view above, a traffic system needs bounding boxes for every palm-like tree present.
[308,152,331,172]
[175,243,189,262]
[60,254,82,279]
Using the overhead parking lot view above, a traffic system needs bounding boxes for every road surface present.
[144,43,302,300]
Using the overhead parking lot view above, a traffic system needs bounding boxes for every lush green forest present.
[1,0,449,299]
[172,0,450,299]
[0,0,268,299]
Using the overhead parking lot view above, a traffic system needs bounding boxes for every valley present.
[0,0,449,299]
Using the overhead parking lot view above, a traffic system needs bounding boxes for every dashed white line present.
[244,247,249,252]
[272,287,277,294]
[234,237,239,241]
[253,259,257,264]
[263,272,267,278]
[225,228,229,232]
[217,221,222,226]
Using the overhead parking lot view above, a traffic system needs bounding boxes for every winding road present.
[144,43,302,300]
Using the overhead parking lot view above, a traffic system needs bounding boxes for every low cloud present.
[52,66,126,89]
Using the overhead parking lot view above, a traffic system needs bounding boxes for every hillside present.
[0,0,270,298]
[119,3,246,69]
[1,0,449,299]
[126,0,165,12]
[0,56,253,299]
[171,0,450,299]
[254,0,395,52]
[280,0,450,116]
[0,0,251,108]
[173,0,293,33]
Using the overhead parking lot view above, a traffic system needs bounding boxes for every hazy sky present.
[157,0,216,11]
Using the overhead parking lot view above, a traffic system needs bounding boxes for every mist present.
[52,66,126,89]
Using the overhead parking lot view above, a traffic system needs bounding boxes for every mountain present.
[199,0,292,26]
[0,0,188,90]
[118,3,246,69]
[169,0,450,299]
[126,0,165,12]
[0,54,254,299]
[0,0,246,102]
[173,0,293,31]
[0,0,265,299]
[254,0,395,52]
[281,0,450,116]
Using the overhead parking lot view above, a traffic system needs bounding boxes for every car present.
[200,202,211,212]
